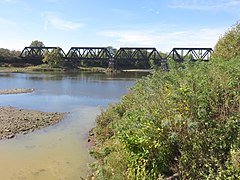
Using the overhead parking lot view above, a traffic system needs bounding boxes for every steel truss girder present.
[19,47,214,66]
[66,47,112,61]
[20,47,66,59]
[167,48,213,62]
[114,47,162,61]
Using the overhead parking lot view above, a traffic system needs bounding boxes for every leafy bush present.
[90,57,240,179]
[213,21,240,59]
[43,47,65,68]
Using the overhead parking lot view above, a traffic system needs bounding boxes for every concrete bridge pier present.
[108,58,115,69]
[161,59,169,71]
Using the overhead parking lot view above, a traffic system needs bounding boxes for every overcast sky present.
[0,0,239,52]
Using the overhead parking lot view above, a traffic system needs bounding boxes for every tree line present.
[1,21,239,69]
[0,48,21,64]
[0,40,165,69]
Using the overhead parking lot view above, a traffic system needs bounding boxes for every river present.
[0,71,148,180]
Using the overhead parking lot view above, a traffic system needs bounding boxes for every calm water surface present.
[0,72,148,180]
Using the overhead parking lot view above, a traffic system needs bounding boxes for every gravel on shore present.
[0,88,34,95]
[0,106,65,140]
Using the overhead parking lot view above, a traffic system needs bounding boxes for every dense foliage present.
[0,48,21,64]
[43,47,65,68]
[30,40,45,47]
[213,21,240,59]
[90,57,240,179]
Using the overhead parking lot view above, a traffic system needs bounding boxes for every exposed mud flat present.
[0,88,34,95]
[0,106,65,140]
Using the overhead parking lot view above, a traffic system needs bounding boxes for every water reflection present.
[0,71,148,179]
[0,72,148,99]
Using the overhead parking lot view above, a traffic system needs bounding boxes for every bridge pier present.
[108,58,115,69]
[161,59,169,71]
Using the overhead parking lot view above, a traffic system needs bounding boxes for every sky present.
[0,0,239,53]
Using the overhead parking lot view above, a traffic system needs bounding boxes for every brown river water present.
[0,72,148,179]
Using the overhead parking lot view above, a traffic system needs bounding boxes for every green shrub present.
[213,21,240,59]
[90,58,240,179]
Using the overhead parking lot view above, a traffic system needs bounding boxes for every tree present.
[213,21,240,59]
[30,40,45,47]
[42,47,64,67]
[107,46,117,56]
[0,48,11,58]
[10,50,21,57]
[0,48,21,63]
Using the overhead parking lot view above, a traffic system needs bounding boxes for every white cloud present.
[0,17,16,26]
[99,27,226,52]
[43,12,84,31]
[169,0,240,11]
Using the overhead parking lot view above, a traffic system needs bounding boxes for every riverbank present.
[89,58,240,179]
[0,65,64,73]
[0,88,65,140]
[0,64,107,73]
[0,88,34,95]
[0,106,65,140]
[0,64,152,73]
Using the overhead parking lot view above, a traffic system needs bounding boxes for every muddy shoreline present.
[0,106,65,140]
[0,88,34,95]
[0,89,65,140]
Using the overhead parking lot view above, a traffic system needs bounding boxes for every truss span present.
[66,47,112,61]
[167,48,213,62]
[114,47,162,61]
[20,47,66,60]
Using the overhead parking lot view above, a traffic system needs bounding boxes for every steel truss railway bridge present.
[19,46,213,69]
